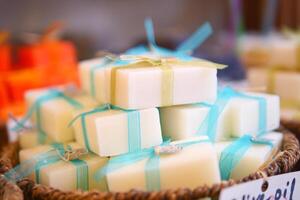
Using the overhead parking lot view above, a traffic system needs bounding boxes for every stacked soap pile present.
[240,33,300,120]
[5,21,282,192]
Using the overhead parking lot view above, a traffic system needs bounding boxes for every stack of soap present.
[79,58,219,109]
[19,143,108,191]
[160,91,280,141]
[7,19,287,193]
[215,132,283,180]
[25,87,99,142]
[72,107,163,156]
[104,136,221,192]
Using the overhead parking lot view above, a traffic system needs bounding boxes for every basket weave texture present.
[0,125,299,200]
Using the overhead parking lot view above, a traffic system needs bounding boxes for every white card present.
[220,171,300,200]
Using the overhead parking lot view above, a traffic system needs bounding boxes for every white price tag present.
[219,171,300,200]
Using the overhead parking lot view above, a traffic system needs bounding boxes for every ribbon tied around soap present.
[9,86,84,144]
[219,134,274,180]
[94,138,209,191]
[4,144,88,183]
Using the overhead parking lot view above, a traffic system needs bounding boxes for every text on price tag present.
[219,171,300,200]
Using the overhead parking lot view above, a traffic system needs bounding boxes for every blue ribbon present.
[196,87,268,141]
[95,138,209,191]
[143,18,212,60]
[124,45,149,55]
[144,18,157,49]
[219,134,274,180]
[69,104,143,154]
[4,143,90,191]
[10,89,83,144]
[89,58,113,98]
[176,22,212,54]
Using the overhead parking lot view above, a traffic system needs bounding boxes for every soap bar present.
[19,143,108,191]
[19,130,53,149]
[215,132,283,180]
[239,34,299,69]
[248,68,300,103]
[79,57,218,109]
[281,108,300,121]
[267,37,299,69]
[104,137,221,192]
[72,107,163,156]
[25,87,99,142]
[79,57,107,102]
[239,34,272,67]
[160,92,280,141]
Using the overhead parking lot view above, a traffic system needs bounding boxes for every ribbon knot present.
[154,144,183,155]
[57,148,89,162]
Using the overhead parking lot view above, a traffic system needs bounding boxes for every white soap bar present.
[105,136,221,192]
[268,37,298,69]
[215,132,283,180]
[25,87,99,142]
[79,58,218,109]
[19,143,108,191]
[248,68,300,102]
[239,33,299,69]
[19,130,53,149]
[281,108,300,121]
[160,92,280,141]
[239,34,272,67]
[79,57,109,103]
[73,107,163,156]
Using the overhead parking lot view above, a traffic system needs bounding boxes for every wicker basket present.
[0,126,299,200]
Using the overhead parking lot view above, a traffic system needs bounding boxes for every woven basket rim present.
[0,125,299,200]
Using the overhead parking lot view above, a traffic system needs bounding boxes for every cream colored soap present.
[160,92,279,141]
[215,132,283,180]
[19,143,108,191]
[248,68,300,102]
[25,88,99,142]
[79,58,218,109]
[73,107,163,156]
[268,37,299,69]
[79,57,109,103]
[281,107,300,121]
[239,33,299,69]
[19,130,53,149]
[105,137,221,192]
[239,34,272,67]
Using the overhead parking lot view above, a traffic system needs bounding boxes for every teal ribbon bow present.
[10,89,84,144]
[144,18,212,59]
[219,134,274,180]
[4,143,90,191]
[94,138,210,191]
[87,19,214,98]
[69,104,143,154]
[196,87,267,141]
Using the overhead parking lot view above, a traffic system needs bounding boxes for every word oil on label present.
[219,171,299,200]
